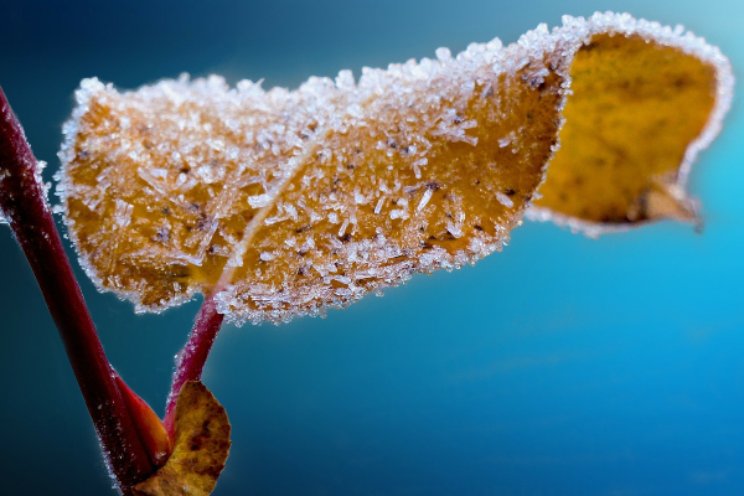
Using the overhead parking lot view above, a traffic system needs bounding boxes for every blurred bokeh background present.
[1,0,742,494]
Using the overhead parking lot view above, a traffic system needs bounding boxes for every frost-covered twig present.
[0,87,157,491]
[164,293,224,436]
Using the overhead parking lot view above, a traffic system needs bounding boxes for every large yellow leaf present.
[57,13,732,324]
[530,29,728,234]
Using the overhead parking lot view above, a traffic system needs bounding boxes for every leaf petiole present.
[165,294,224,437]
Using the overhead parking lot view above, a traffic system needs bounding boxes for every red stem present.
[0,87,156,490]
[164,294,224,436]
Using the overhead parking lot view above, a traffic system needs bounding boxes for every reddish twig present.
[164,293,225,436]
[0,87,157,490]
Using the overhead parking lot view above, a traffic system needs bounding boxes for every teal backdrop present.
[1,0,742,494]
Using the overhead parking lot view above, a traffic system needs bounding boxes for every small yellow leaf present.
[132,382,230,496]
[57,13,732,323]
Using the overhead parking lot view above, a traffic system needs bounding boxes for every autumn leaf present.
[530,29,730,235]
[56,13,732,324]
[132,381,231,496]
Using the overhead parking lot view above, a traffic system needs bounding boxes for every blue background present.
[1,1,742,494]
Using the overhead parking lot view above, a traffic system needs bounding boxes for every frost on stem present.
[56,12,732,325]
[0,87,163,489]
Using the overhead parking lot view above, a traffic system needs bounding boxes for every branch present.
[164,294,225,436]
[0,87,157,490]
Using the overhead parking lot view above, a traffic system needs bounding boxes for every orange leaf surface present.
[57,13,732,324]
[530,31,726,234]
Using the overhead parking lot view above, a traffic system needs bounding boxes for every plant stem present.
[0,87,156,490]
[164,293,224,436]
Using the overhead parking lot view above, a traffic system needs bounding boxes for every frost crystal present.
[56,12,732,324]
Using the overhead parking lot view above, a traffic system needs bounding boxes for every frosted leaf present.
[525,12,733,234]
[57,12,732,324]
